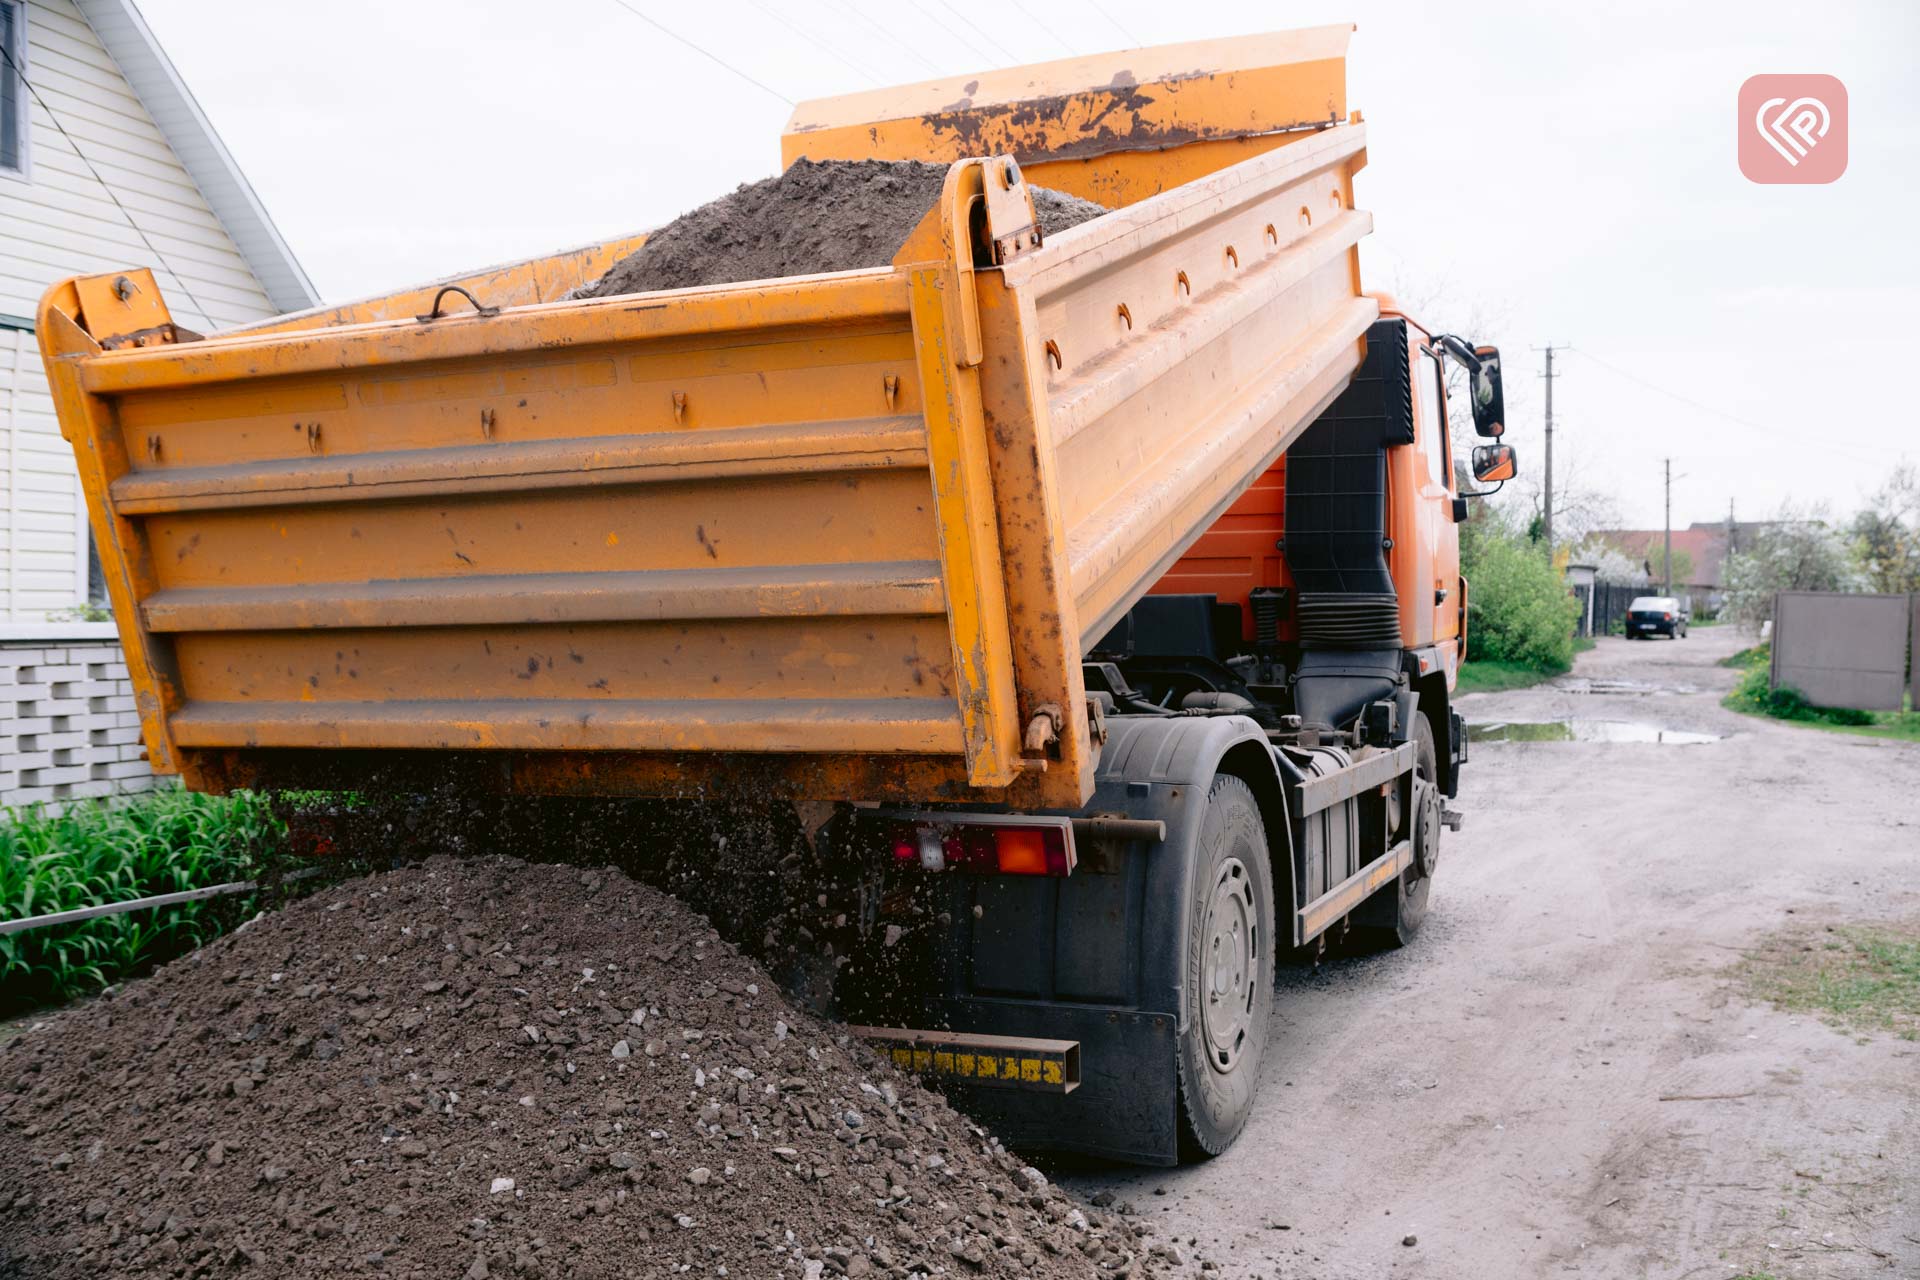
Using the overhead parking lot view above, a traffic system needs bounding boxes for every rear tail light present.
[1663,612,1673,621]
[878,816,1075,876]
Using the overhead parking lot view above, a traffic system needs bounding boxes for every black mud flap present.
[930,999,1179,1165]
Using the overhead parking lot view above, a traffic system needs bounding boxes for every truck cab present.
[1143,305,1481,794]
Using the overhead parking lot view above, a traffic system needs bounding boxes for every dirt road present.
[1065,625,1920,1278]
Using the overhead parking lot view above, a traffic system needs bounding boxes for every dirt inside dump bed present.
[0,857,1189,1279]
[573,159,1108,299]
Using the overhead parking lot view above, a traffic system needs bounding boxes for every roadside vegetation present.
[0,788,286,1014]
[1720,644,1920,741]
[1456,506,1584,693]
[1739,923,1920,1041]
[1719,642,1770,669]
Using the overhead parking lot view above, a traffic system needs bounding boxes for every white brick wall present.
[1,635,155,807]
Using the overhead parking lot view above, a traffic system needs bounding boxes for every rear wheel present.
[1174,775,1275,1160]
[1351,714,1437,948]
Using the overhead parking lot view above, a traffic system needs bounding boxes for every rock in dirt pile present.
[572,158,1109,298]
[0,857,1192,1278]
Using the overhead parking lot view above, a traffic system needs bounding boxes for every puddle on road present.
[1468,719,1722,745]
[1551,677,1701,696]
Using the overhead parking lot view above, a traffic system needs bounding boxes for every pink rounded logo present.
[1739,74,1848,184]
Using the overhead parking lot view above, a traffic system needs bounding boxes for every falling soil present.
[0,857,1188,1279]
[572,159,1109,299]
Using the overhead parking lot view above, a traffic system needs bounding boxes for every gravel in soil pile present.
[573,159,1108,298]
[0,857,1194,1279]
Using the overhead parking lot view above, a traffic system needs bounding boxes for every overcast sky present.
[136,0,1918,532]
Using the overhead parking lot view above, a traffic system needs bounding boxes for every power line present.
[1568,347,1911,462]
[934,0,1024,64]
[603,0,794,106]
[746,0,882,86]
[822,0,944,75]
[1029,6,1090,58]
[912,0,1008,70]
[1085,0,1142,47]
[0,37,211,324]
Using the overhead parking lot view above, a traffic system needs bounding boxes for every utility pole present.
[1540,345,1557,549]
[1663,458,1673,593]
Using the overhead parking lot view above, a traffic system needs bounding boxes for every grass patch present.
[1723,665,1920,740]
[1739,923,1920,1040]
[1719,642,1770,669]
[1456,658,1567,694]
[0,787,287,1014]
[1457,638,1585,694]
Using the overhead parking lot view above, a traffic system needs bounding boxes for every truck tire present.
[1175,774,1276,1159]
[1351,714,1437,949]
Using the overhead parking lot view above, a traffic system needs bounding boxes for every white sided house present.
[1,0,313,805]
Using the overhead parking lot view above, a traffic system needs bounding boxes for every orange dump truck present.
[40,27,1515,1163]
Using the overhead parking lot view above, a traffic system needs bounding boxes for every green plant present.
[45,601,113,623]
[1461,514,1582,673]
[1719,642,1770,669]
[0,788,286,1013]
[1726,666,1873,726]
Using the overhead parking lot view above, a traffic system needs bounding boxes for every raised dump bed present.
[41,27,1374,812]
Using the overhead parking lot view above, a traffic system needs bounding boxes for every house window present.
[0,0,25,178]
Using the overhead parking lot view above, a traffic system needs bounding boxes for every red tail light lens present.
[994,828,1049,875]
[1663,612,1673,620]
[872,817,1075,876]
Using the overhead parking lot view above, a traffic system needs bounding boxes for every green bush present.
[1462,520,1582,672]
[0,788,284,1013]
[1725,665,1874,726]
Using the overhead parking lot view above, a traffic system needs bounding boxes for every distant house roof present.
[1591,520,1782,589]
[74,0,317,314]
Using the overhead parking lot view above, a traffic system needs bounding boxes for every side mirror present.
[1469,345,1505,437]
[1435,335,1506,437]
[1471,442,1517,484]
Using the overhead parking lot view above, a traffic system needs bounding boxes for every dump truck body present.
[41,31,1375,813]
[42,26,1512,1165]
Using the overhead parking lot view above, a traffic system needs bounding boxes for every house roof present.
[1598,528,1724,586]
[1591,520,1781,589]
[74,0,317,314]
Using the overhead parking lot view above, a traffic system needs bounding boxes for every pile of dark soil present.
[0,857,1188,1278]
[573,159,1108,298]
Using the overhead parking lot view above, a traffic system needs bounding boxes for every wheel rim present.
[1412,773,1442,879]
[1201,857,1258,1073]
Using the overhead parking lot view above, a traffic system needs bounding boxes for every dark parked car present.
[1626,596,1688,639]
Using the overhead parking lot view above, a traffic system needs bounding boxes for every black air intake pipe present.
[1284,317,1412,652]
[1284,318,1414,729]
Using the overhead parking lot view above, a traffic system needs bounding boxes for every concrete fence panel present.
[1912,594,1920,712]
[1770,591,1912,712]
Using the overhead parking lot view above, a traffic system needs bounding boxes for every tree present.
[1720,504,1864,628]
[1570,539,1648,586]
[1849,464,1920,595]
[1659,546,1694,589]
